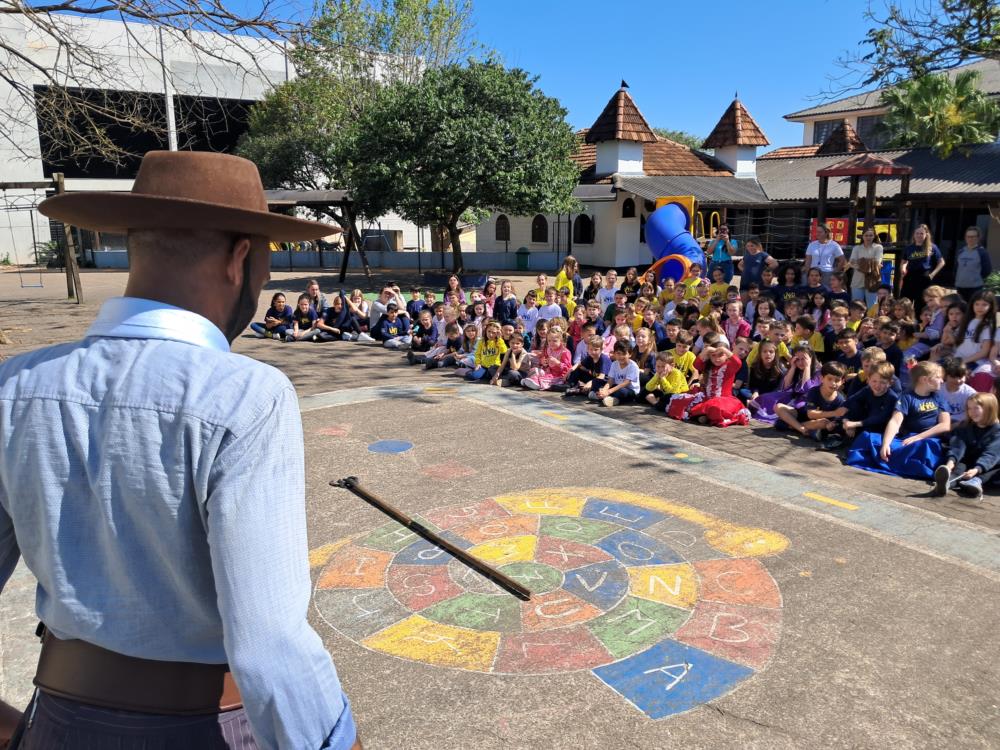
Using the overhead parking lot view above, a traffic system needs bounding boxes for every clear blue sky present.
[470,0,894,148]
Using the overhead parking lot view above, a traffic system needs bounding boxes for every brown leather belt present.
[34,630,243,715]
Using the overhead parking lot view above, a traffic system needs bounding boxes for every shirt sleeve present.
[205,385,356,750]
[0,496,20,596]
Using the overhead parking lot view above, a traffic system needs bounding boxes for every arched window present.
[531,214,548,243]
[622,198,635,218]
[495,214,510,242]
[640,214,646,244]
[573,214,594,245]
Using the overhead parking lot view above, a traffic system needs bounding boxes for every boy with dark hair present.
[590,341,640,406]
[379,302,412,349]
[566,335,612,396]
[791,315,825,355]
[834,328,863,381]
[847,299,868,330]
[775,361,847,439]
[645,352,689,409]
[877,321,904,375]
[604,291,629,322]
[406,308,438,364]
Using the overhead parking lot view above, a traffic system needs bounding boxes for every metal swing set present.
[0,174,83,302]
[1,187,45,288]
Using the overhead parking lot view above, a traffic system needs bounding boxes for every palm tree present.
[879,70,1000,158]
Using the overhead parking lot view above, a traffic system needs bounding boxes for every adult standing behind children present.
[953,226,992,302]
[706,225,738,283]
[737,235,778,293]
[803,223,845,287]
[900,224,945,313]
[3,152,360,748]
[847,227,883,307]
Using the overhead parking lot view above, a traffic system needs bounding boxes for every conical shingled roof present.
[585,87,657,144]
[815,119,868,155]
[702,99,770,149]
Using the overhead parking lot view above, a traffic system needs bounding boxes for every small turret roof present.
[702,99,770,149]
[585,87,658,144]
[815,119,867,156]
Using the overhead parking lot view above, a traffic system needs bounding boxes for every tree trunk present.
[449,222,464,274]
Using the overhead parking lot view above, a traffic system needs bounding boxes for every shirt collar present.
[86,297,230,353]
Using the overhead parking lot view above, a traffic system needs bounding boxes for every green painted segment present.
[587,596,689,659]
[358,517,442,552]
[498,562,563,594]
[539,515,618,545]
[422,592,521,631]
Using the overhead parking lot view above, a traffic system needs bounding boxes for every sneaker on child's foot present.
[820,435,844,450]
[601,396,616,407]
[251,328,265,338]
[523,378,540,390]
[563,387,581,397]
[263,330,274,339]
[406,351,415,364]
[341,332,353,341]
[956,476,984,501]
[932,465,951,497]
[357,332,375,343]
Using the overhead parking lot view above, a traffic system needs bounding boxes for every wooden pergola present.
[816,153,913,295]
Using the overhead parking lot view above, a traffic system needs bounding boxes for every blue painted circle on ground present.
[368,439,414,454]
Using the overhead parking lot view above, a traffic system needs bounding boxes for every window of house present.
[495,214,510,242]
[531,215,548,243]
[856,115,888,149]
[622,198,635,218]
[811,118,840,145]
[573,214,594,245]
[640,214,646,244]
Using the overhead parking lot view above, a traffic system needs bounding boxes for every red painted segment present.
[495,626,615,673]
[534,534,613,571]
[386,564,464,611]
[674,600,781,670]
[422,498,511,531]
[694,558,782,609]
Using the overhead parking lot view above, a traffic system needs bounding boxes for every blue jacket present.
[378,314,411,340]
[494,297,519,326]
[845,386,900,431]
[946,422,1000,473]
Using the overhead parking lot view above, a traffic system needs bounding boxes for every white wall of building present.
[596,141,644,176]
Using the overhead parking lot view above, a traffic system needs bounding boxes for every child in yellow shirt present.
[645,351,689,410]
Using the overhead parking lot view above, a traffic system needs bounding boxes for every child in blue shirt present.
[379,303,412,349]
[565,335,611,396]
[406,309,438,365]
[934,392,1000,501]
[249,292,294,340]
[847,361,950,479]
[775,361,846,439]
[286,294,321,342]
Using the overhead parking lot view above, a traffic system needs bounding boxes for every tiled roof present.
[573,130,731,183]
[757,142,1000,201]
[760,144,821,159]
[784,59,1000,119]
[815,120,867,155]
[584,88,658,144]
[616,175,770,206]
[702,99,770,148]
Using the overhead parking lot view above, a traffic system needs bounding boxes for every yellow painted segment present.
[502,487,789,558]
[308,537,353,568]
[540,410,569,421]
[424,386,458,394]
[493,489,588,517]
[628,564,698,609]
[467,535,537,565]
[804,491,859,511]
[363,615,500,672]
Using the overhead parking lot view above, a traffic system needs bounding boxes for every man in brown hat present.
[0,151,361,749]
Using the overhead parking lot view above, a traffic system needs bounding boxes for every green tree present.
[237,0,478,240]
[840,0,999,88]
[652,128,704,150]
[348,61,580,272]
[880,69,1000,158]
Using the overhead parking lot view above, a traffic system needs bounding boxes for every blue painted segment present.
[394,539,455,565]
[598,529,684,567]
[582,498,666,530]
[562,560,629,609]
[436,530,473,550]
[593,639,754,719]
[368,439,414,454]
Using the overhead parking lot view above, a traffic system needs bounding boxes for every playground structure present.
[645,195,704,284]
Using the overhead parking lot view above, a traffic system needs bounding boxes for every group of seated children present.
[248,252,1000,500]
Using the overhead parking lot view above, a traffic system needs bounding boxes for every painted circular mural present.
[314,487,788,719]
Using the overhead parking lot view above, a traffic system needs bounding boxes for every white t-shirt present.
[806,240,844,273]
[941,382,976,418]
[537,303,563,321]
[955,320,993,364]
[597,287,617,312]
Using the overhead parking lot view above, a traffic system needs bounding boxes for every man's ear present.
[226,237,252,286]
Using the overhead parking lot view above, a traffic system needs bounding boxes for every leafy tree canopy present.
[652,128,705,150]
[347,61,580,271]
[880,69,1000,158]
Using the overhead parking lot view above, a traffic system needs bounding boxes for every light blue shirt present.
[0,297,355,750]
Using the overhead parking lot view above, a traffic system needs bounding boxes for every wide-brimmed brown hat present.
[38,151,337,241]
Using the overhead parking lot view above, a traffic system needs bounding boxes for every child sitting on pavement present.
[847,361,951,480]
[934,392,1000,501]
[774,361,847,440]
[565,335,611,396]
[492,335,531,387]
[589,340,640,406]
[645,352,689,410]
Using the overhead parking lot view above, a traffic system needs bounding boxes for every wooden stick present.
[331,477,531,601]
